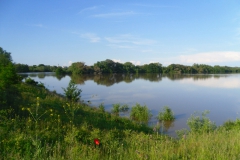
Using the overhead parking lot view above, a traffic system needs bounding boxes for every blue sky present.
[1,0,240,67]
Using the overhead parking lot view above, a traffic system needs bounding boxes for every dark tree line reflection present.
[71,73,230,86]
[21,73,233,86]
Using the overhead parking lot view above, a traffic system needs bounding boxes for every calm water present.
[19,72,240,136]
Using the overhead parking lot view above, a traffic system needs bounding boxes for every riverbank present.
[1,82,240,159]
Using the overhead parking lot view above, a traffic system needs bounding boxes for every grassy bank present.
[1,82,240,159]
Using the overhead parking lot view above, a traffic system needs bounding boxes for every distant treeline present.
[14,59,240,74]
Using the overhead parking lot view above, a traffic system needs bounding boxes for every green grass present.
[1,82,240,159]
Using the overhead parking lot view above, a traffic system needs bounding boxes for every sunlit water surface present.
[19,73,240,136]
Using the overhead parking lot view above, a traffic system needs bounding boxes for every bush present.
[62,80,82,102]
[158,106,175,121]
[187,110,217,133]
[25,78,45,88]
[25,78,38,86]
[112,104,129,116]
[130,103,152,124]
[222,119,240,131]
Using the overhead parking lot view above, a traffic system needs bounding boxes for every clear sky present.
[1,0,240,67]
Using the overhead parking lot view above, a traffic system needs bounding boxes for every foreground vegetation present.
[2,80,240,159]
[2,47,240,159]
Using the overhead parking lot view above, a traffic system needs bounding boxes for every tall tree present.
[0,47,21,109]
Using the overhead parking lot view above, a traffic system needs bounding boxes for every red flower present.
[94,138,100,145]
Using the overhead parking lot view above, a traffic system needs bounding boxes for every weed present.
[158,106,175,121]
[187,110,217,133]
[130,103,152,124]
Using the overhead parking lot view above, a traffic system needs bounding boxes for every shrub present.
[62,80,82,102]
[130,103,152,124]
[158,106,175,121]
[187,110,217,133]
[98,103,105,112]
[112,104,129,116]
[222,119,240,131]
[24,78,45,88]
[112,103,120,116]
[25,78,38,85]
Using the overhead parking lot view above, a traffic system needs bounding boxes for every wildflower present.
[49,109,53,112]
[94,138,100,146]
[22,107,25,110]
[27,108,30,111]
[50,113,53,116]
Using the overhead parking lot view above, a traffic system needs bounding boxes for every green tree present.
[123,62,135,73]
[0,47,21,88]
[63,80,82,102]
[0,47,21,109]
[55,67,65,75]
[69,62,86,74]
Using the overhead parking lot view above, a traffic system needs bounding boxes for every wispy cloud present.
[112,59,141,65]
[105,34,156,46]
[149,51,240,66]
[130,60,141,65]
[78,5,103,14]
[26,23,47,28]
[107,44,135,49]
[81,33,101,43]
[92,11,138,18]
[132,3,178,8]
[112,59,121,63]
[178,51,240,64]
[141,49,154,53]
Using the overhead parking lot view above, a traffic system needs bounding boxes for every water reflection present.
[19,72,240,89]
[71,73,163,86]
[70,73,238,88]
[162,121,175,132]
[18,72,240,136]
[19,72,67,81]
[180,75,240,88]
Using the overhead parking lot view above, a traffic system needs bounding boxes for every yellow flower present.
[22,107,25,110]
[50,113,53,116]
[49,109,53,112]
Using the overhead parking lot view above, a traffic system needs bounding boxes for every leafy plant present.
[158,106,175,121]
[112,103,121,116]
[62,80,82,102]
[112,103,129,116]
[130,103,152,124]
[187,110,217,133]
[98,103,105,112]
